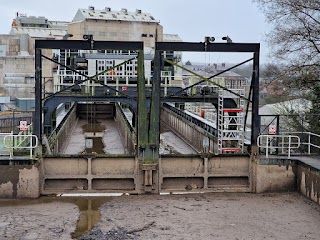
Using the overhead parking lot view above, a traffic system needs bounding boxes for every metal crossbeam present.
[35,40,144,50]
[156,42,260,52]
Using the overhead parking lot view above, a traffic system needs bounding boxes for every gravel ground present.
[1,192,320,240]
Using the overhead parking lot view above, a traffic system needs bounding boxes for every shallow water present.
[0,196,111,239]
[82,121,106,154]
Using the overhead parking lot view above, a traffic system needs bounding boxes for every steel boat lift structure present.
[34,39,260,165]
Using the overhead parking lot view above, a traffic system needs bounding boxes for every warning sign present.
[122,86,127,92]
[268,125,276,135]
[19,121,28,131]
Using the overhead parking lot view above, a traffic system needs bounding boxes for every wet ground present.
[0,197,110,240]
[1,192,320,240]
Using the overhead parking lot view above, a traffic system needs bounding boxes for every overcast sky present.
[0,0,271,64]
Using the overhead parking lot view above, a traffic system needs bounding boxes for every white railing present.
[282,132,320,155]
[0,132,13,157]
[3,134,38,159]
[258,134,300,158]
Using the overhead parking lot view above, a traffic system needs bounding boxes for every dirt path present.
[1,193,319,239]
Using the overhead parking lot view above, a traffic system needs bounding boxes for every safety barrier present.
[0,132,13,156]
[4,134,38,159]
[282,132,320,155]
[258,134,300,158]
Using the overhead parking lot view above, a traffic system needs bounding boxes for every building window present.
[141,34,148,37]
[149,34,154,37]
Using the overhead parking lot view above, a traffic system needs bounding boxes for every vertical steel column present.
[148,50,161,162]
[34,49,42,141]
[137,50,149,162]
[251,51,260,146]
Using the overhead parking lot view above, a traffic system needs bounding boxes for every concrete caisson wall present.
[0,165,40,198]
[253,159,296,193]
[161,107,216,153]
[40,156,142,194]
[50,105,77,154]
[254,157,320,206]
[39,155,251,195]
[160,155,251,192]
[114,104,136,154]
[296,163,320,205]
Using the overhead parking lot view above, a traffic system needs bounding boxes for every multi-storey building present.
[0,7,183,106]
[53,7,182,95]
[0,14,68,101]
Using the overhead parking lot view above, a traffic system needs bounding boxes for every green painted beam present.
[137,50,150,162]
[148,50,161,163]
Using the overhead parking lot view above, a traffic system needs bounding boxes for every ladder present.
[217,88,245,154]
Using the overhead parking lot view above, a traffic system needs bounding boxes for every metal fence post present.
[308,133,311,155]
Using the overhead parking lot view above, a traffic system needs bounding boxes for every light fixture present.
[83,34,93,41]
[205,36,215,43]
[222,36,233,43]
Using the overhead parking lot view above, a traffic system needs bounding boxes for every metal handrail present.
[258,134,300,158]
[0,132,13,156]
[281,132,320,155]
[4,135,38,159]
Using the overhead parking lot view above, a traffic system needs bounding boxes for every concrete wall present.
[253,159,296,193]
[254,157,320,206]
[161,107,216,153]
[114,104,136,154]
[49,104,77,154]
[40,156,141,194]
[40,155,251,195]
[160,155,250,192]
[0,165,40,198]
[68,20,163,48]
[296,163,320,205]
[2,155,319,200]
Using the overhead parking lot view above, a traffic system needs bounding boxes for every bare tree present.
[254,0,320,87]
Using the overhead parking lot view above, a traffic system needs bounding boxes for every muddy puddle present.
[82,121,106,154]
[0,196,110,239]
